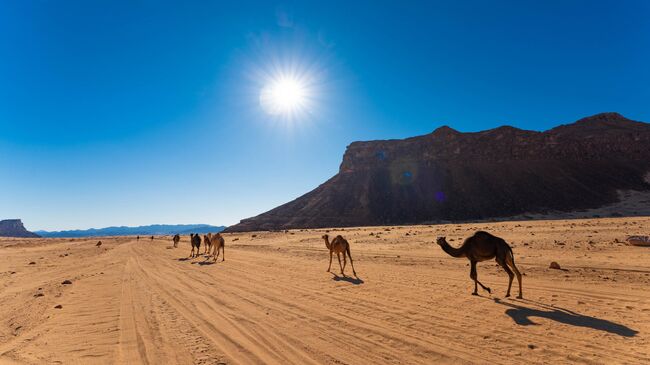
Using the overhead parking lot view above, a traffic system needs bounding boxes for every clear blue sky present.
[1,1,649,231]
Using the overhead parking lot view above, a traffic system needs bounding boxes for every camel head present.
[322,234,331,249]
[436,236,447,246]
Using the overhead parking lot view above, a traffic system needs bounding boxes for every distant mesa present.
[0,219,40,238]
[225,112,650,232]
[35,224,225,238]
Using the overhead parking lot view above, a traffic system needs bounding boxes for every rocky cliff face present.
[0,219,40,238]
[225,113,650,232]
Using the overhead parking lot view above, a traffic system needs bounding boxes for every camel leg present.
[507,254,523,299]
[498,258,515,297]
[337,252,344,276]
[215,246,220,262]
[342,252,347,272]
[346,246,358,277]
[470,261,491,295]
[327,251,333,272]
[470,261,478,295]
[222,245,225,262]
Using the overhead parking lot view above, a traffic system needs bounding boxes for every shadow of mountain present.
[331,273,364,285]
[493,298,638,337]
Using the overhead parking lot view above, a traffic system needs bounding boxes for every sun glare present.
[259,75,311,117]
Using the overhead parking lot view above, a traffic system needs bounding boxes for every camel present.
[203,234,212,255]
[172,234,180,248]
[322,234,357,277]
[207,232,225,262]
[150,235,154,241]
[189,233,201,258]
[436,231,523,298]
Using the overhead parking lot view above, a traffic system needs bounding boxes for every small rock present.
[527,344,537,350]
[54,304,63,309]
[61,280,72,285]
[34,293,44,297]
[549,262,561,270]
[29,262,36,265]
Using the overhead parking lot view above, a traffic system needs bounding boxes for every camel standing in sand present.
[207,233,225,262]
[172,234,180,248]
[436,231,523,298]
[203,234,212,255]
[189,233,201,258]
[322,234,357,277]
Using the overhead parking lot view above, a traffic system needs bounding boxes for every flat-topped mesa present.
[225,113,650,232]
[0,219,40,238]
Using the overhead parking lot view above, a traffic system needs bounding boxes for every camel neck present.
[440,241,465,258]
[323,238,331,250]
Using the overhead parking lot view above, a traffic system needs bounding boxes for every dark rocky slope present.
[0,219,40,238]
[226,113,650,232]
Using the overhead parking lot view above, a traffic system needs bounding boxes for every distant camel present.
[137,236,140,241]
[436,231,523,298]
[189,233,201,258]
[203,234,212,255]
[96,241,102,247]
[172,234,180,248]
[150,235,154,241]
[322,234,357,277]
[207,233,225,262]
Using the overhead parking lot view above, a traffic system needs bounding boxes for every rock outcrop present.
[0,219,40,238]
[225,113,650,232]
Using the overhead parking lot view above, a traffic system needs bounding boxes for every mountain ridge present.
[36,224,225,238]
[225,112,650,232]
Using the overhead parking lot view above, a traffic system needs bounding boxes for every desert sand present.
[1,217,649,364]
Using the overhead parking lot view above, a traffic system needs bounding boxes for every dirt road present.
[1,218,649,364]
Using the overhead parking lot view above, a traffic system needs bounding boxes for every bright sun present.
[259,76,309,116]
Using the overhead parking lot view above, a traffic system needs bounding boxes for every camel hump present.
[473,230,494,238]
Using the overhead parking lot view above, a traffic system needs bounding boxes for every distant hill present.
[36,224,225,238]
[225,112,650,232]
[0,219,40,238]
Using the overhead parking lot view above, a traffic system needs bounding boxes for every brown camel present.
[189,233,201,258]
[203,234,212,255]
[436,231,523,298]
[207,233,225,262]
[322,234,357,277]
[172,234,180,248]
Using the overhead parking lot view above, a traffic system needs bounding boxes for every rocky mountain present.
[225,113,650,232]
[0,219,40,238]
[36,224,225,238]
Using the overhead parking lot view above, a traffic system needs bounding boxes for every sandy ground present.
[1,217,649,365]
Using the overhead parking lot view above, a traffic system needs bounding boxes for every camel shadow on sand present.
[196,260,216,266]
[493,298,638,337]
[330,273,364,285]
